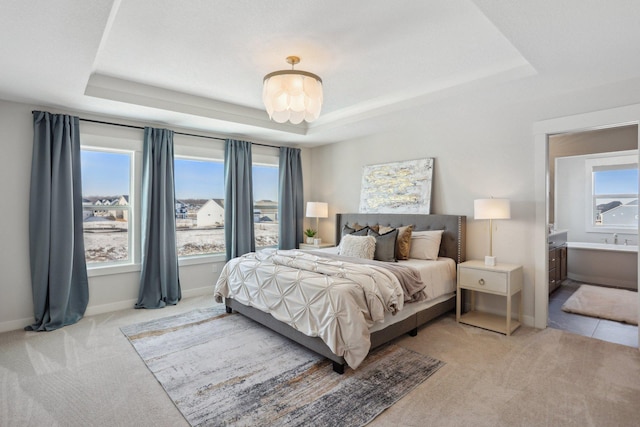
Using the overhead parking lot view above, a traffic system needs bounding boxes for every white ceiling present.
[1,0,640,146]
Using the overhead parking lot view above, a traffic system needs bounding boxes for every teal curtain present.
[224,139,255,260]
[278,147,304,249]
[136,127,181,309]
[27,111,89,331]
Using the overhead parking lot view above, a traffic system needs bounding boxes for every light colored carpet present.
[562,284,638,325]
[1,294,640,427]
[120,306,444,427]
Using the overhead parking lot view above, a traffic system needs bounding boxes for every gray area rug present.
[562,284,638,325]
[121,306,444,427]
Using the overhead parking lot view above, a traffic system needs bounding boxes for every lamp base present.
[484,256,497,266]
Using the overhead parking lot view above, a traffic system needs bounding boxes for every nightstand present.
[299,243,334,250]
[456,260,523,335]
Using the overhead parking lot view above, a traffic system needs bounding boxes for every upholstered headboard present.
[335,213,466,264]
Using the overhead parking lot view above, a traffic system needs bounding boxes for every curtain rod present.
[76,117,282,149]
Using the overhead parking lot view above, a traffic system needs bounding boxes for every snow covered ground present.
[83,221,278,263]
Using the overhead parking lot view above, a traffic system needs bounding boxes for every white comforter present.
[214,249,404,369]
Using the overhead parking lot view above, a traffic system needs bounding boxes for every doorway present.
[547,126,638,347]
[533,104,640,349]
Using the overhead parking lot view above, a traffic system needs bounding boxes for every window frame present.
[252,161,280,250]
[173,154,226,261]
[584,152,639,234]
[80,124,143,277]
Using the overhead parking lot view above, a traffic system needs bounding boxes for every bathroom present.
[548,125,638,347]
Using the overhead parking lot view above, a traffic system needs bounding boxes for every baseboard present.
[0,317,34,334]
[84,298,138,317]
[181,286,212,299]
[0,287,213,334]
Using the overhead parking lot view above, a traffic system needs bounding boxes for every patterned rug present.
[121,305,444,427]
[562,284,638,325]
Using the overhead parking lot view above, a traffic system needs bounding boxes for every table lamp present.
[305,202,328,243]
[474,198,511,266]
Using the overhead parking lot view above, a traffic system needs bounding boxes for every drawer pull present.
[478,278,485,286]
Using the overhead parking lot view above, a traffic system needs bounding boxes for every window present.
[253,164,279,249]
[81,149,133,265]
[586,154,638,231]
[174,157,226,257]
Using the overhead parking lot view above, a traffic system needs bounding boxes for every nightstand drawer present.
[459,268,507,293]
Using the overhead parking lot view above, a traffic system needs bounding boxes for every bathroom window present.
[586,154,638,232]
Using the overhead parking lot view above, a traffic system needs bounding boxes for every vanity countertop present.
[549,229,568,238]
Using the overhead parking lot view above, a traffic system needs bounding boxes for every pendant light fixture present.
[262,56,323,124]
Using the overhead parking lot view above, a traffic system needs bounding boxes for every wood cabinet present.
[548,231,568,294]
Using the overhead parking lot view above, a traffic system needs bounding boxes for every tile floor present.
[548,280,638,348]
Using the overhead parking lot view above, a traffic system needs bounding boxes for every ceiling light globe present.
[263,56,323,124]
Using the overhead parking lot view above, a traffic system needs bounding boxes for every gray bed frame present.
[224,213,466,373]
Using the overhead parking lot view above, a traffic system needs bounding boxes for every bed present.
[214,213,466,373]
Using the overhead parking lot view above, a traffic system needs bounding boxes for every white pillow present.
[339,234,376,259]
[409,230,444,260]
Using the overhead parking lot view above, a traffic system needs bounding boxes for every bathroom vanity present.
[548,230,568,294]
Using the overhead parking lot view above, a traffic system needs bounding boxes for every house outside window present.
[81,148,133,265]
[253,163,279,249]
[174,157,226,257]
[586,154,638,233]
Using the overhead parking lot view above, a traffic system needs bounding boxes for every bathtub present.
[566,242,638,290]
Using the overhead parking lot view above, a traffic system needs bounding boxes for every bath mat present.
[120,306,445,427]
[562,284,638,325]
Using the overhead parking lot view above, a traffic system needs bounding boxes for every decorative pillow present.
[409,230,444,260]
[395,225,413,260]
[341,224,355,236]
[339,234,376,259]
[378,225,394,234]
[351,226,370,236]
[351,223,379,233]
[367,228,399,262]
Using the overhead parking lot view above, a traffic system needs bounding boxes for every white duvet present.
[214,249,405,369]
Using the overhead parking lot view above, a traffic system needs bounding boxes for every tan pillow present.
[378,225,393,234]
[395,225,413,260]
[353,223,379,233]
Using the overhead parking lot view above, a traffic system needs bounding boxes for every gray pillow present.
[368,228,398,262]
[352,226,370,236]
[341,224,355,236]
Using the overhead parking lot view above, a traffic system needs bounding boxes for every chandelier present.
[262,56,323,124]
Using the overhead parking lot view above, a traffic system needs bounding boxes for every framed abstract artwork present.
[359,158,434,214]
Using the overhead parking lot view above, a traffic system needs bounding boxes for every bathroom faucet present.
[613,233,618,244]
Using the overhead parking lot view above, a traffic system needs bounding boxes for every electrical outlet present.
[212,264,219,273]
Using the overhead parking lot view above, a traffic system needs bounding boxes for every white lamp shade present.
[474,198,511,220]
[263,72,323,124]
[306,202,328,218]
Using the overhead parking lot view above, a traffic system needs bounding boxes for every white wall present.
[0,101,34,331]
[310,103,536,323]
[308,79,640,326]
[0,99,311,332]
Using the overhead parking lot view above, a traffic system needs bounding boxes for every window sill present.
[179,253,227,266]
[87,263,140,277]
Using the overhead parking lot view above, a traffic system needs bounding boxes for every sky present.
[81,150,130,196]
[81,150,279,201]
[594,168,638,196]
